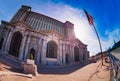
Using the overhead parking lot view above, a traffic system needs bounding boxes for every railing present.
[107,52,120,81]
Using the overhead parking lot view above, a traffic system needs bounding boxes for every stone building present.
[0,5,89,66]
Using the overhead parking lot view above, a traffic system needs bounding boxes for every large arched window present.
[29,48,35,60]
[9,32,22,57]
[46,41,57,58]
[0,38,4,50]
[74,46,79,62]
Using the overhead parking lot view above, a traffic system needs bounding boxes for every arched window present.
[74,46,79,62]
[46,41,57,58]
[0,38,4,50]
[65,53,69,64]
[9,32,22,57]
[29,48,35,60]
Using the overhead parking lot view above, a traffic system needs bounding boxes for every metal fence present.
[107,52,120,81]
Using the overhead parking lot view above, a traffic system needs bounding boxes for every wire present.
[88,61,102,81]
[88,57,110,81]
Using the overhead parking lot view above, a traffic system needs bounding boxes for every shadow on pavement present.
[37,64,86,74]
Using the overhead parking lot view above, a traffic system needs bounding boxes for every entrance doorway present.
[29,48,35,60]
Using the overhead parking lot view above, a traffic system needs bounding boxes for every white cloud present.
[101,28,120,51]
[32,2,119,56]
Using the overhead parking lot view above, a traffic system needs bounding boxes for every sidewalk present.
[33,60,110,81]
[68,60,110,81]
[0,60,110,81]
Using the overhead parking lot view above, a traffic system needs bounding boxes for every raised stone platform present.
[23,59,38,76]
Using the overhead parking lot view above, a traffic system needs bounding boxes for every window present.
[9,32,22,57]
[46,41,57,58]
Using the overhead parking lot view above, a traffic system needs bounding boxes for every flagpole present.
[84,9,103,65]
[92,24,103,65]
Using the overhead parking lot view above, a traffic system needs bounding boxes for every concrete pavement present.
[0,60,110,81]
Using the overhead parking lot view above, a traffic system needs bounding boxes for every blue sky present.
[0,0,120,55]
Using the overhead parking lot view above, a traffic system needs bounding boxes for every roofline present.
[30,11,64,24]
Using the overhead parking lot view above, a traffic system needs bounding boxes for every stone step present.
[0,53,22,70]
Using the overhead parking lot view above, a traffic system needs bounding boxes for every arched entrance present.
[29,48,35,60]
[0,38,4,50]
[65,53,69,64]
[74,46,79,62]
[46,41,57,58]
[9,32,22,57]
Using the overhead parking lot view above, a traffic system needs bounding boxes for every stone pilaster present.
[36,38,42,63]
[69,45,73,63]
[71,46,74,63]
[80,47,84,63]
[79,47,81,62]
[19,33,27,60]
[84,50,89,64]
[61,43,64,64]
[81,48,84,63]
[2,29,10,52]
[62,44,66,64]
[4,31,13,53]
[58,41,62,65]
[56,40,59,65]
[24,35,31,60]
[79,48,82,63]
[41,39,47,65]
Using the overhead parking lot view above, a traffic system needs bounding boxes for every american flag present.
[84,9,94,25]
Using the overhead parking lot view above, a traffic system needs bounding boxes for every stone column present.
[84,50,88,64]
[57,40,59,65]
[79,46,83,63]
[61,43,63,64]
[69,45,73,64]
[79,47,82,63]
[68,45,72,64]
[62,44,66,64]
[81,48,84,64]
[2,29,10,52]
[58,41,62,65]
[80,47,85,63]
[19,34,27,60]
[41,39,47,65]
[24,35,31,60]
[36,38,42,64]
[4,30,13,53]
[71,46,74,63]
[79,47,81,62]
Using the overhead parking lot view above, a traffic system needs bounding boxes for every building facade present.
[0,5,89,66]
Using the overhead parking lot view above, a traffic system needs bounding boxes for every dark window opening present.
[9,32,22,57]
[0,38,4,50]
[65,53,69,63]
